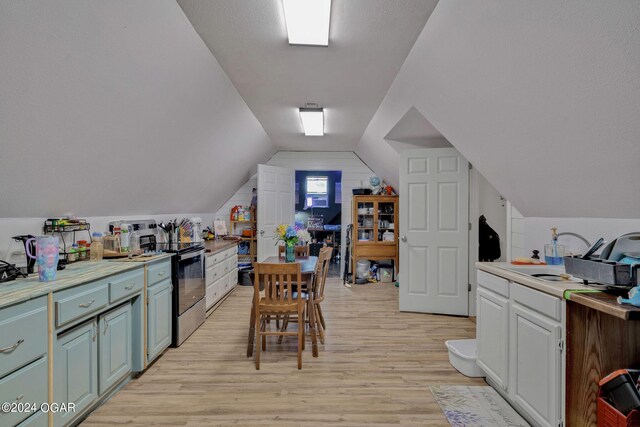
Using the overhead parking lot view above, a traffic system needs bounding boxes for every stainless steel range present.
[157,242,206,346]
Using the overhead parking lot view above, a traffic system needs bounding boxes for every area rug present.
[430,385,530,427]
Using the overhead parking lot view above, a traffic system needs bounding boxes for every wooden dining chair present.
[295,245,309,257]
[278,244,310,258]
[312,247,333,344]
[253,262,305,370]
[279,246,332,344]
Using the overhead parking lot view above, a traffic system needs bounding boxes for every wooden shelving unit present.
[351,195,399,284]
[230,208,257,267]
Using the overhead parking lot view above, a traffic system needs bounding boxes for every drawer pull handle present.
[0,339,24,353]
[158,271,166,277]
[104,320,109,334]
[92,320,97,342]
[125,284,135,290]
[78,299,95,308]
[0,394,23,413]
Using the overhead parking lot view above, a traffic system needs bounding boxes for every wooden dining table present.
[246,256,319,358]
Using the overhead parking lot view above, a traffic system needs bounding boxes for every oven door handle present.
[179,249,204,261]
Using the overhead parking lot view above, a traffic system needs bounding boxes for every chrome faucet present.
[555,232,591,249]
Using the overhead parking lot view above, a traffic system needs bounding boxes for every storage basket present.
[598,392,640,426]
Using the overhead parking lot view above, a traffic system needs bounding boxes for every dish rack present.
[564,256,640,288]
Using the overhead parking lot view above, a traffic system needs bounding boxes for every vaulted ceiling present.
[357,0,640,218]
[177,0,437,151]
[1,0,639,220]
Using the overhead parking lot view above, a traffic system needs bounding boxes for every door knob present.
[259,230,265,236]
[401,235,407,242]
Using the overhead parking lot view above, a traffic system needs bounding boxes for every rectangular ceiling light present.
[299,108,324,136]
[282,0,331,46]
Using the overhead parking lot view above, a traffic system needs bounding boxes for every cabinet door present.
[355,199,375,243]
[476,287,509,391]
[99,303,132,394]
[377,200,397,243]
[147,279,172,363]
[54,320,98,427]
[510,303,562,427]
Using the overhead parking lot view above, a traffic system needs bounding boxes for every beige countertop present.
[0,254,173,309]
[476,262,592,298]
[477,262,640,319]
[204,239,239,256]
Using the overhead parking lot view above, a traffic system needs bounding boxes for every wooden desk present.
[247,256,319,359]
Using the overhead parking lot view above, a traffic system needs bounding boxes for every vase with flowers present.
[275,224,311,262]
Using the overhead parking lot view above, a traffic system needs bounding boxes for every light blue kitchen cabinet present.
[54,320,98,427]
[147,278,172,363]
[99,303,132,394]
[16,409,47,427]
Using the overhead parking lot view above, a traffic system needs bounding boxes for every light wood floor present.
[83,279,484,426]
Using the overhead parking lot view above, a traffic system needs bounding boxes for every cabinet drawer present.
[206,263,223,285]
[147,260,172,287]
[206,282,220,309]
[226,246,237,259]
[477,270,509,297]
[511,282,561,321]
[0,297,47,379]
[17,410,47,427]
[109,269,144,303]
[206,251,223,266]
[229,268,238,287]
[222,269,237,294]
[55,282,109,328]
[0,356,48,427]
[353,245,397,257]
[222,257,233,276]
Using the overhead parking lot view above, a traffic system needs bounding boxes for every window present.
[305,176,328,208]
[306,176,328,194]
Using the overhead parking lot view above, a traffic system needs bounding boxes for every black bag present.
[479,215,501,262]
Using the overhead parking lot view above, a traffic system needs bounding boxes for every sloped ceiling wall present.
[356,0,640,218]
[0,0,275,218]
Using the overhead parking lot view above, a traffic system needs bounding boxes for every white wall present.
[357,0,640,219]
[215,151,376,274]
[524,218,640,257]
[0,0,275,218]
[507,203,527,260]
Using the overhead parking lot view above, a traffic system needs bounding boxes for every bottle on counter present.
[90,233,104,261]
[120,224,130,252]
[129,232,140,254]
[77,240,88,260]
[68,244,78,263]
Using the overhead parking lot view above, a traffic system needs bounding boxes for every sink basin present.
[503,265,584,283]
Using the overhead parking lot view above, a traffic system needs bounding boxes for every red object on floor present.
[598,388,640,427]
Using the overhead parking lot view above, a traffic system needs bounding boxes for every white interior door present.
[399,148,469,315]
[257,164,294,261]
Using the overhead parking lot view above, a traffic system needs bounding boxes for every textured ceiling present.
[357,0,640,218]
[178,0,437,151]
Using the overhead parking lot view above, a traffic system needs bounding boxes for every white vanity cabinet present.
[476,269,564,427]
